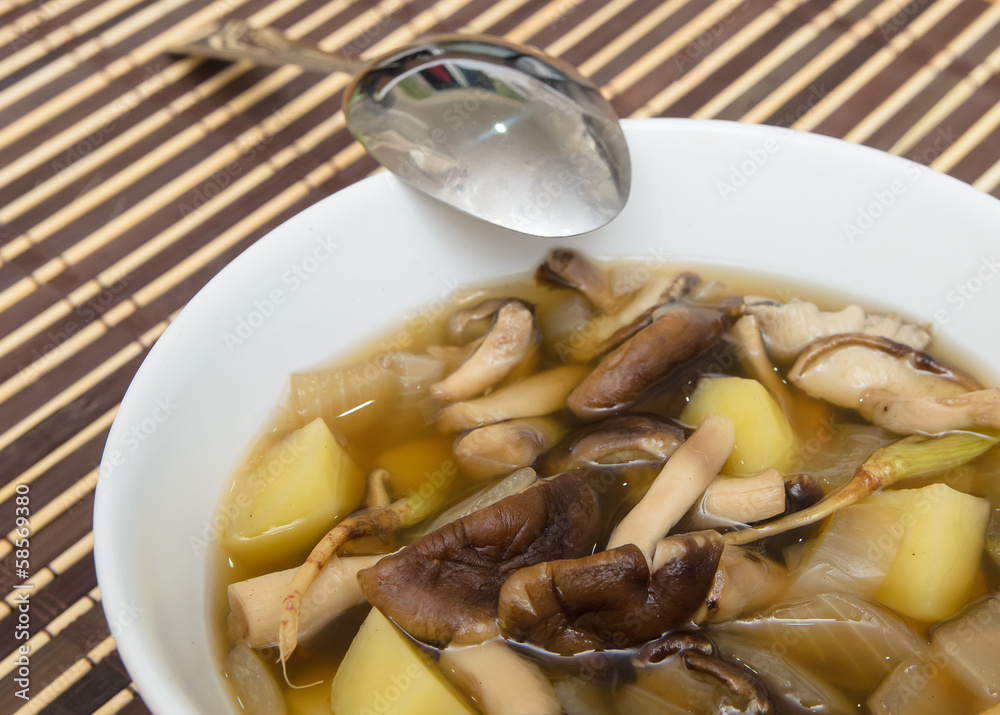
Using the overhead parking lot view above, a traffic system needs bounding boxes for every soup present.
[212,249,1000,715]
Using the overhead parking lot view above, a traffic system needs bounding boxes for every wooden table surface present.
[2,0,1000,712]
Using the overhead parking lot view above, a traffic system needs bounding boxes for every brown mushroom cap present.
[567,306,725,420]
[357,473,602,648]
[497,531,724,655]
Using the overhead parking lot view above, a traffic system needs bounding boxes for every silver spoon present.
[172,22,631,237]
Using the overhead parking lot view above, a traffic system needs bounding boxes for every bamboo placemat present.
[2,0,1000,712]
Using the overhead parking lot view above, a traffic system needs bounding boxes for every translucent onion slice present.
[712,593,926,698]
[714,631,855,714]
[868,657,987,715]
[931,594,1000,703]
[616,655,722,714]
[788,502,906,601]
[224,644,287,715]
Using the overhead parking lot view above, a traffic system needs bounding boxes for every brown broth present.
[211,260,1000,715]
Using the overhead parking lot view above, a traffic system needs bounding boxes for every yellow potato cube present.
[871,484,989,622]
[331,608,476,715]
[224,417,364,567]
[680,377,797,476]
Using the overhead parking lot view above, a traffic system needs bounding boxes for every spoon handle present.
[170,21,367,75]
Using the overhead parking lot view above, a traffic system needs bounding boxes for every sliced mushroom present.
[858,388,1000,434]
[438,365,589,433]
[453,417,564,480]
[637,633,775,715]
[357,473,602,648]
[497,531,724,655]
[439,640,561,715]
[606,413,735,562]
[431,299,539,403]
[566,271,701,362]
[741,298,933,362]
[535,248,617,313]
[537,414,684,475]
[568,306,725,420]
[789,334,981,410]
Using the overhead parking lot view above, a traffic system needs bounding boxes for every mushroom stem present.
[724,431,998,546]
[228,554,381,648]
[364,467,391,508]
[439,640,560,715]
[702,470,786,525]
[607,413,735,564]
[279,497,422,669]
[730,315,790,402]
[438,365,589,432]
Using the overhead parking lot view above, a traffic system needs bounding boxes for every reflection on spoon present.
[172,22,631,237]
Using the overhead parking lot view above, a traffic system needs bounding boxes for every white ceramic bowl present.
[93,118,1000,713]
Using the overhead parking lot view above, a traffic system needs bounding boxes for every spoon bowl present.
[173,23,631,237]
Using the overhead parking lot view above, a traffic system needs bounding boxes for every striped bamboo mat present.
[2,0,1000,712]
